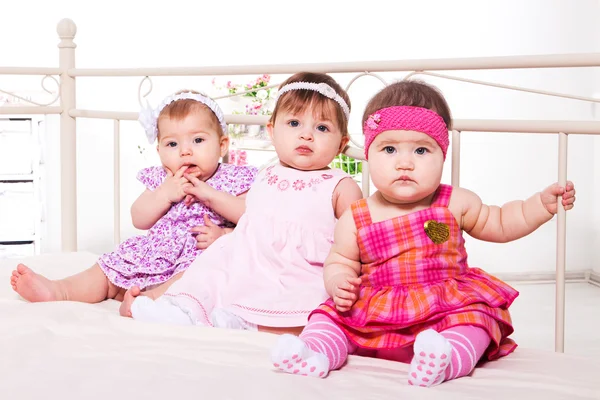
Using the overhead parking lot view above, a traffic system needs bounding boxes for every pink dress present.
[313,184,518,360]
[97,163,257,289]
[162,163,351,327]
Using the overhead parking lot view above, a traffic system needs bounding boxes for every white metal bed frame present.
[2,18,600,354]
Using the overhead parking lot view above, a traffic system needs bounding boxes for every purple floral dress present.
[97,163,257,289]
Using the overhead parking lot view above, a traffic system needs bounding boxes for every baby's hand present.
[330,274,362,313]
[183,173,216,206]
[191,214,226,250]
[541,181,576,215]
[160,166,192,204]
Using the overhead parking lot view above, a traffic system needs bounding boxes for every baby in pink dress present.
[11,90,256,305]
[121,72,363,335]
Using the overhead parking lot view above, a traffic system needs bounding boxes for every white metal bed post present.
[57,19,78,251]
[451,130,461,187]
[114,120,121,245]
[555,132,568,352]
[361,163,370,198]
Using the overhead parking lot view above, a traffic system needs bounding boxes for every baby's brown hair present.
[270,72,351,136]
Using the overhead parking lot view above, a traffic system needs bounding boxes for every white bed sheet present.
[1,252,598,400]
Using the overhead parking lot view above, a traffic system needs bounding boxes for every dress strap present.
[351,199,372,230]
[431,184,453,207]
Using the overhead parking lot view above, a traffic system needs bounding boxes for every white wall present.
[1,0,599,274]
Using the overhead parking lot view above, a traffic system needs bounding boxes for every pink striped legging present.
[301,313,491,381]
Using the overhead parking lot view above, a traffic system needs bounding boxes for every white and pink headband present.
[139,92,227,144]
[276,82,350,120]
[363,106,449,159]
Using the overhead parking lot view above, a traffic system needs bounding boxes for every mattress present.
[0,252,598,400]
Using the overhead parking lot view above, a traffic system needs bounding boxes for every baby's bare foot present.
[119,286,141,317]
[10,264,63,302]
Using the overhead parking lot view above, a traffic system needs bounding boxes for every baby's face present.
[156,109,228,181]
[268,106,347,171]
[367,130,444,204]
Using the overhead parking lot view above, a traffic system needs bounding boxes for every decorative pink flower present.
[226,81,234,89]
[268,175,278,185]
[277,179,290,191]
[262,74,270,83]
[292,180,306,191]
[366,113,381,130]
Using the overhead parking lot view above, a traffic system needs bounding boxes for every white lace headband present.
[138,92,228,144]
[276,82,350,120]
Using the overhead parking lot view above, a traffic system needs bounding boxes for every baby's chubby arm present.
[454,181,576,243]
[183,173,247,224]
[131,166,190,230]
[131,189,173,230]
[323,209,362,313]
[332,177,363,219]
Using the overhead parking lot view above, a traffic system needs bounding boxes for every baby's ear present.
[219,135,230,158]
[266,123,274,140]
[338,136,350,154]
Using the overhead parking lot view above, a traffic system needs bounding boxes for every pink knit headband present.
[363,106,449,159]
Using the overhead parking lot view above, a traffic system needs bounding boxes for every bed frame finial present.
[57,19,77,47]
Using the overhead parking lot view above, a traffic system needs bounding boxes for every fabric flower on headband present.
[317,82,337,99]
[366,113,381,131]
[138,102,159,144]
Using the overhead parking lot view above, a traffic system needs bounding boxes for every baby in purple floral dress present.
[11,90,257,306]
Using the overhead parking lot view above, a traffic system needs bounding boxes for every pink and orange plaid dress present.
[313,184,519,361]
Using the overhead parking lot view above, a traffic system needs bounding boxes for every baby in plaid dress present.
[272,81,576,387]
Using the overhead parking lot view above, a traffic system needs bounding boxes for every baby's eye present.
[317,125,329,132]
[167,142,177,148]
[383,146,396,154]
[194,137,204,144]
[288,120,300,127]
[415,147,428,155]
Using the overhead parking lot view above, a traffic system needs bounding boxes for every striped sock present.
[300,313,351,370]
[441,325,491,381]
[270,313,349,378]
[408,329,453,387]
[408,325,491,387]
